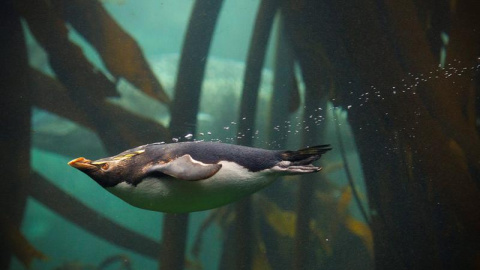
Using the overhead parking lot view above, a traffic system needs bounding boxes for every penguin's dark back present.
[145,142,281,172]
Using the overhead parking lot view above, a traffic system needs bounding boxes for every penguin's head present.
[68,149,146,187]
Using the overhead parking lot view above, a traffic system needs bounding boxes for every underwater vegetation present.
[53,254,133,270]
[0,213,47,268]
[1,0,479,270]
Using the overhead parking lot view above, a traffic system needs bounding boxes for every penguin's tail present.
[281,144,332,165]
[275,145,332,174]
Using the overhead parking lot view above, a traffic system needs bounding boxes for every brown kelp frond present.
[308,220,332,256]
[289,73,301,112]
[30,172,161,259]
[184,257,204,270]
[257,196,297,238]
[19,0,172,153]
[337,186,353,218]
[0,213,47,269]
[322,161,344,174]
[255,192,373,266]
[252,238,273,270]
[334,187,373,257]
[29,68,93,130]
[50,0,170,104]
[30,68,171,149]
[344,216,373,258]
[16,0,118,100]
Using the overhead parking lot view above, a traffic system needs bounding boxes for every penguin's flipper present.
[148,154,222,181]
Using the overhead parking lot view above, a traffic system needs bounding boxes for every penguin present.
[68,141,331,213]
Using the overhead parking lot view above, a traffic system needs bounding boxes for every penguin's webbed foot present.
[272,162,322,174]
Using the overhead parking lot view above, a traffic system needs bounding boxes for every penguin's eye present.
[101,163,109,170]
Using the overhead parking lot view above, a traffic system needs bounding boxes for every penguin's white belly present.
[106,161,277,213]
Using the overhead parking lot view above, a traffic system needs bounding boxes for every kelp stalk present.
[334,109,371,225]
[168,0,224,139]
[0,2,30,268]
[268,13,295,149]
[262,13,295,270]
[233,0,278,269]
[30,173,161,259]
[30,68,170,156]
[294,94,327,270]
[236,0,278,146]
[330,0,480,268]
[284,1,331,267]
[161,1,223,270]
[17,0,136,154]
[51,0,170,104]
[282,0,480,268]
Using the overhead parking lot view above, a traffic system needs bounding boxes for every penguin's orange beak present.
[68,157,97,170]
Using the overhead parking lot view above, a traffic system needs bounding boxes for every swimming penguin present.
[68,142,331,213]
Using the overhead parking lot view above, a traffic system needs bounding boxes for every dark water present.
[3,0,479,269]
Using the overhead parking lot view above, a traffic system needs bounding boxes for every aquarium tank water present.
[1,0,479,269]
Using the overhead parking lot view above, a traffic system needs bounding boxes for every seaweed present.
[50,0,170,104]
[4,1,169,268]
[0,213,47,269]
[334,109,371,225]
[18,0,170,154]
[168,0,224,138]
[160,1,224,270]
[293,96,328,270]
[283,0,480,268]
[30,173,161,259]
[0,2,31,268]
[30,68,171,150]
[190,178,373,270]
[232,1,279,269]
[268,13,296,148]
